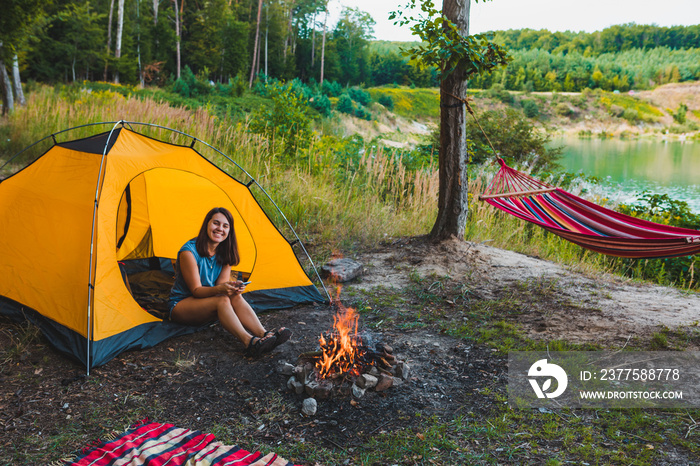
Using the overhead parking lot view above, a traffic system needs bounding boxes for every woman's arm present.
[216,263,247,294]
[179,251,234,298]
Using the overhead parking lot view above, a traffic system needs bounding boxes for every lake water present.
[553,137,700,212]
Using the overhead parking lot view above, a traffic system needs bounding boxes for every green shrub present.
[348,87,372,106]
[488,83,514,104]
[172,66,210,98]
[622,108,639,122]
[377,94,394,110]
[337,94,355,115]
[249,82,313,157]
[521,99,539,118]
[321,80,342,97]
[230,73,247,97]
[615,192,700,287]
[309,94,331,117]
[354,105,372,121]
[673,103,688,124]
[465,107,561,171]
[554,102,574,117]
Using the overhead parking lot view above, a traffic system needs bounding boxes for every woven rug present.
[60,420,295,466]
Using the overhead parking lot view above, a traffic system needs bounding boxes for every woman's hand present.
[217,280,247,296]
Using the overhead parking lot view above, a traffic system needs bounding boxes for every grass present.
[0,85,439,261]
[367,86,441,121]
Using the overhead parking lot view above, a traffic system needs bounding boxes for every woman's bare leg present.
[172,296,254,346]
[230,294,267,337]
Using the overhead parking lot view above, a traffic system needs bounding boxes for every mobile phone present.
[240,281,251,285]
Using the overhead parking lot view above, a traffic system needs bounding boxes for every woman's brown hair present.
[195,207,240,266]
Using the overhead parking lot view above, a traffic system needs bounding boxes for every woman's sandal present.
[263,327,292,350]
[245,333,277,357]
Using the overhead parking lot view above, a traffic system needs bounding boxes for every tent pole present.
[86,121,124,375]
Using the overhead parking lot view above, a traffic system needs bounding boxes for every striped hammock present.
[480,159,700,259]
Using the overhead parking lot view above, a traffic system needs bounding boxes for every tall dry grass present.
[0,85,439,259]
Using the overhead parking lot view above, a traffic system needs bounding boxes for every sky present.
[327,0,700,42]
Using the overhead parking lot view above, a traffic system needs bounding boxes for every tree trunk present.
[0,58,14,115]
[104,0,115,81]
[248,0,263,87]
[319,9,327,85]
[12,54,26,106]
[153,0,158,25]
[429,0,471,241]
[114,0,125,83]
[283,2,294,64]
[311,12,316,67]
[137,0,144,87]
[173,0,181,80]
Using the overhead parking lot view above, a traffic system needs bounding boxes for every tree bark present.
[429,0,471,241]
[12,54,26,106]
[173,0,181,80]
[311,12,316,67]
[319,8,327,85]
[114,0,125,83]
[0,59,14,115]
[153,0,159,25]
[248,0,263,87]
[104,0,115,81]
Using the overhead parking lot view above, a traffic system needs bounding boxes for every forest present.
[2,0,700,101]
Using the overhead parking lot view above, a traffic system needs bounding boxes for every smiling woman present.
[168,207,292,357]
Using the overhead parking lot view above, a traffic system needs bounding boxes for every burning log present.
[282,287,408,402]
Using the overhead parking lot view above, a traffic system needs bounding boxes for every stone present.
[351,383,366,398]
[368,366,380,377]
[375,374,394,392]
[277,363,295,376]
[301,398,317,416]
[320,258,363,283]
[314,381,333,400]
[391,377,404,387]
[305,380,319,397]
[376,343,393,354]
[356,373,378,389]
[287,376,304,395]
[393,361,411,380]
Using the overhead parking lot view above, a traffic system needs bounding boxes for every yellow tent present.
[0,122,327,370]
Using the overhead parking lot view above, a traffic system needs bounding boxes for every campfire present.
[283,290,410,400]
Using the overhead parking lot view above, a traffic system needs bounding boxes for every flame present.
[316,299,363,379]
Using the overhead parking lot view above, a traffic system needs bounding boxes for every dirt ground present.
[1,237,699,465]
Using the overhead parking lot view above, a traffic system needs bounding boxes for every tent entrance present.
[114,168,256,319]
[118,258,175,320]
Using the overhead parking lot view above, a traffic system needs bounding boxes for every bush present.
[309,94,331,117]
[230,73,247,97]
[377,94,394,110]
[622,108,639,122]
[673,103,688,124]
[249,82,313,157]
[354,105,372,121]
[521,99,539,118]
[554,102,574,117]
[615,192,700,287]
[488,83,514,104]
[337,94,355,115]
[465,107,561,172]
[172,66,210,98]
[348,87,372,106]
[321,80,342,97]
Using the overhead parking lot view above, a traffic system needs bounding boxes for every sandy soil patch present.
[355,237,700,349]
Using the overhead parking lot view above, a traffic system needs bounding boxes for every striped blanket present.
[63,420,294,466]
